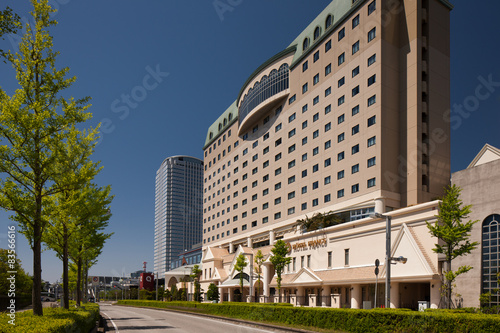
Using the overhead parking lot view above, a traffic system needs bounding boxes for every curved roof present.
[203,101,238,149]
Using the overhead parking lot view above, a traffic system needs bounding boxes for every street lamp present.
[370,212,392,308]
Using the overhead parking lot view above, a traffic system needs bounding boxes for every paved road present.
[100,304,284,333]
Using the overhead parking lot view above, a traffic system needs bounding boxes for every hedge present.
[0,303,99,333]
[117,300,500,333]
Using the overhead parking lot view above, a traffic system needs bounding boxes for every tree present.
[170,284,178,301]
[0,1,98,315]
[297,211,343,232]
[254,250,264,298]
[426,184,479,309]
[190,264,202,302]
[269,240,291,302]
[0,248,32,296]
[234,253,247,302]
[0,7,20,61]
[207,283,219,302]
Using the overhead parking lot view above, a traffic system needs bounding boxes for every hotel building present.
[199,0,453,309]
[154,156,204,277]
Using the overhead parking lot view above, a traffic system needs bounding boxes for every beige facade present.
[200,0,452,308]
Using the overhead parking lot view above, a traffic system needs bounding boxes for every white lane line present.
[101,311,119,332]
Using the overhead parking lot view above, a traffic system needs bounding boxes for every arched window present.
[303,38,310,51]
[223,118,227,126]
[228,113,233,121]
[209,132,213,139]
[482,214,500,306]
[325,15,333,29]
[314,26,321,40]
[218,123,222,131]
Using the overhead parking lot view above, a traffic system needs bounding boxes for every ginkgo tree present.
[0,1,101,315]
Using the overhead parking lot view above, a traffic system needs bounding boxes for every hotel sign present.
[287,237,327,252]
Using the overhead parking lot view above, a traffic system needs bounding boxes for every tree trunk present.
[447,259,452,309]
[82,260,87,304]
[76,256,82,306]
[32,222,43,316]
[63,225,69,309]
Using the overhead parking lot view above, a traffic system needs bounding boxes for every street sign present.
[92,276,99,286]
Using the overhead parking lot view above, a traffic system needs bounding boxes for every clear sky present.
[1,0,499,283]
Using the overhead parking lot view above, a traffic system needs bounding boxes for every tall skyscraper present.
[154,156,204,277]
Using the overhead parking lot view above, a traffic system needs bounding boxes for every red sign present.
[140,273,154,291]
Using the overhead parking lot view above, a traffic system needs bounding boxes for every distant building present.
[452,144,500,308]
[154,156,204,277]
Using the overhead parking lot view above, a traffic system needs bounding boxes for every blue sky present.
[1,0,499,283]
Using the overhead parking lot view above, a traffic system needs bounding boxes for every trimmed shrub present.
[117,300,500,333]
[0,303,100,332]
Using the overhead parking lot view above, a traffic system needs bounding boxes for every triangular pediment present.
[229,245,251,277]
[290,268,322,284]
[468,144,500,169]
[380,224,435,279]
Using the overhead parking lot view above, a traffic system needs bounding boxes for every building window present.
[275,139,282,147]
[368,74,376,86]
[352,163,359,174]
[352,66,360,77]
[313,147,319,155]
[337,170,344,180]
[482,214,500,306]
[252,180,258,188]
[324,176,331,185]
[352,184,359,193]
[289,113,296,123]
[337,189,344,198]
[345,249,349,266]
[338,95,345,106]
[313,130,319,139]
[338,151,345,161]
[368,115,376,126]
[325,64,332,76]
[338,76,345,88]
[368,157,376,168]
[325,104,331,114]
[288,144,296,153]
[288,128,296,138]
[288,191,296,200]
[274,197,281,205]
[275,123,282,132]
[263,202,269,210]
[302,153,307,161]
[302,169,307,178]
[325,140,331,150]
[302,120,308,129]
[302,137,308,145]
[302,104,308,113]
[338,52,345,66]
[352,144,359,155]
[338,133,345,143]
[324,158,331,167]
[367,178,376,188]
[289,94,296,104]
[325,122,332,132]
[263,216,269,223]
[313,51,320,62]
[313,73,320,85]
[324,194,331,203]
[274,212,281,220]
[368,1,376,15]
[263,188,269,196]
[288,160,296,169]
[303,38,310,51]
[263,147,269,155]
[325,39,332,52]
[301,186,307,194]
[313,96,320,105]
[303,60,308,72]
[301,202,307,211]
[313,113,319,122]
[326,14,333,29]
[352,124,359,135]
[288,207,295,215]
[313,164,319,173]
[328,251,332,268]
[275,168,281,176]
[252,154,258,162]
[368,95,376,106]
[251,207,257,214]
[302,83,308,94]
[368,136,376,147]
[312,198,319,207]
[368,27,376,42]
[288,175,295,184]
[352,105,360,116]
[352,14,360,29]
[338,27,345,41]
[352,41,359,54]
[368,54,376,66]
[352,85,360,97]
[338,114,345,124]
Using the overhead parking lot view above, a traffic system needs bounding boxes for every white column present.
[269,230,275,245]
[247,237,253,248]
[220,287,225,303]
[227,288,233,302]
[229,242,234,254]
[390,282,400,308]
[263,263,270,297]
[430,280,441,309]
[296,287,305,306]
[375,197,385,214]
[351,284,362,309]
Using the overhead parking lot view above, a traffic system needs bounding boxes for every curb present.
[113,304,319,333]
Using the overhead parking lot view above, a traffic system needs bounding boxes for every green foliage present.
[234,253,248,300]
[0,248,32,295]
[427,184,479,309]
[0,302,99,332]
[254,249,264,296]
[297,211,344,232]
[190,264,202,302]
[0,7,20,61]
[207,283,219,302]
[269,240,291,297]
[116,300,500,333]
[139,289,154,300]
[0,0,101,316]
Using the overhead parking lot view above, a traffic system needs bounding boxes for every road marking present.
[101,311,119,332]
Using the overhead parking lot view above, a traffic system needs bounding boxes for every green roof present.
[203,101,238,149]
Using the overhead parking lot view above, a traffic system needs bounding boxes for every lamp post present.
[370,212,392,308]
